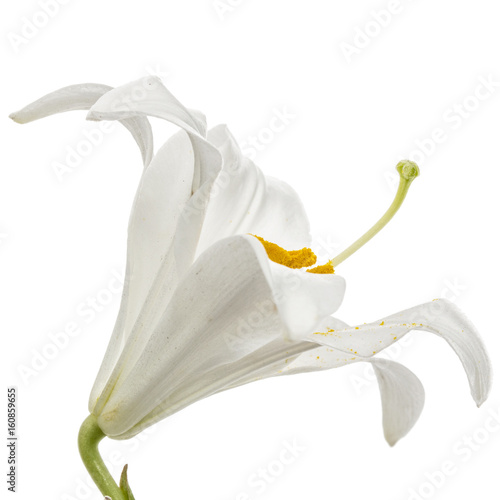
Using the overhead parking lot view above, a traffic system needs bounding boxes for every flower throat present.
[253,160,419,272]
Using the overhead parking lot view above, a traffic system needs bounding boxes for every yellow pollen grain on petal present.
[307,260,335,274]
[252,235,317,269]
[380,321,385,326]
[313,328,335,337]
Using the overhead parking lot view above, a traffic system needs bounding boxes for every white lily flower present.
[11,77,492,500]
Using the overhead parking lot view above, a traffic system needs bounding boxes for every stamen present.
[252,235,317,269]
[307,261,335,274]
[332,160,420,267]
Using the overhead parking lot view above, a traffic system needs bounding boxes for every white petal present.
[85,77,223,275]
[217,342,424,447]
[197,124,311,255]
[304,299,492,407]
[217,317,359,395]
[95,235,285,437]
[370,359,425,446]
[89,79,226,414]
[86,76,206,137]
[95,235,343,438]
[9,83,153,166]
[89,131,195,411]
[124,130,194,315]
[214,341,424,447]
[266,261,345,340]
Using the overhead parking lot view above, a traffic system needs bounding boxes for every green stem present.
[78,414,125,500]
[332,160,420,267]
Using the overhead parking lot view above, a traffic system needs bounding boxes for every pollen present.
[307,261,335,274]
[252,235,317,269]
[313,328,335,337]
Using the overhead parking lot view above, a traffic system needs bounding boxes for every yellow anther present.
[252,235,317,269]
[306,261,335,274]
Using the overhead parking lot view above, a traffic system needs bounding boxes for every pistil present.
[332,160,419,267]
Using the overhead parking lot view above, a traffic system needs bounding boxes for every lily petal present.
[95,235,284,437]
[85,76,223,275]
[88,79,228,414]
[197,125,312,254]
[213,332,424,446]
[215,341,423,447]
[370,358,425,446]
[86,76,206,137]
[94,235,344,438]
[9,83,153,166]
[303,299,492,406]
[267,260,345,339]
[89,130,195,411]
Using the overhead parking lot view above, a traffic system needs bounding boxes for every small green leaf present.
[119,464,136,500]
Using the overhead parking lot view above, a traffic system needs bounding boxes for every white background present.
[1,1,499,499]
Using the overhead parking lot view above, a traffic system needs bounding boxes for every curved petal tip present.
[9,112,24,124]
[371,359,425,447]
